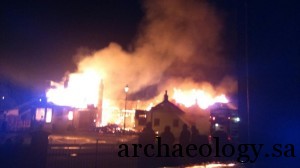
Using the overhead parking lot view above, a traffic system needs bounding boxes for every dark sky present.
[1,1,299,83]
[1,0,144,86]
[245,1,300,166]
[0,0,240,96]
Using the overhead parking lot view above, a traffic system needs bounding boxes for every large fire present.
[172,88,228,109]
[46,70,229,127]
[46,70,101,108]
[45,0,236,128]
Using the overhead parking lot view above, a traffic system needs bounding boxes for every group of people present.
[179,124,209,146]
[138,123,209,167]
[139,123,208,146]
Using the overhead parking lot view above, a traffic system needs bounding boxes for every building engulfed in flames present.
[36,0,240,133]
[45,70,232,131]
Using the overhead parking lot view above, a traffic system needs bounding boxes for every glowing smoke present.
[47,0,237,127]
[70,0,236,100]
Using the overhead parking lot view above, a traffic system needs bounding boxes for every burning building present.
[43,0,238,133]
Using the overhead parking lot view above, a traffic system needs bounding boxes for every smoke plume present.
[71,0,236,102]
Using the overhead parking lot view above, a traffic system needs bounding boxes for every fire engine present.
[209,103,239,142]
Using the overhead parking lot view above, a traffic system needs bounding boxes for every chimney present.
[164,90,169,102]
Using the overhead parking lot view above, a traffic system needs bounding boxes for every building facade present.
[146,91,189,139]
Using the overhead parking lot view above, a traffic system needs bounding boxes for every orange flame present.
[172,88,228,109]
[46,71,230,127]
[46,70,101,108]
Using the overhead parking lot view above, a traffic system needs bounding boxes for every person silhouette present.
[190,125,200,144]
[160,126,175,145]
[160,126,176,166]
[190,125,203,163]
[138,122,156,145]
[179,124,191,165]
[179,124,191,147]
[138,122,156,168]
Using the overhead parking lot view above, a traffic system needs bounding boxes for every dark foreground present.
[0,133,239,168]
[0,143,240,168]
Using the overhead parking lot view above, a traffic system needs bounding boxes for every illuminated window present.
[45,108,52,123]
[68,111,74,121]
[139,114,147,118]
[36,108,45,121]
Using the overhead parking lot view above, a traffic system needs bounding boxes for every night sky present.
[1,0,300,166]
[246,1,300,166]
[1,0,143,86]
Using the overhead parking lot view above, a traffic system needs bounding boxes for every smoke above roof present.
[72,0,237,100]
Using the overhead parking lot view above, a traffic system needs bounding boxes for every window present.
[45,108,53,123]
[35,108,45,121]
[68,111,74,121]
[154,118,160,126]
[173,119,179,127]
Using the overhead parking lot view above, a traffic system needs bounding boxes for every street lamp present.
[124,84,129,131]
